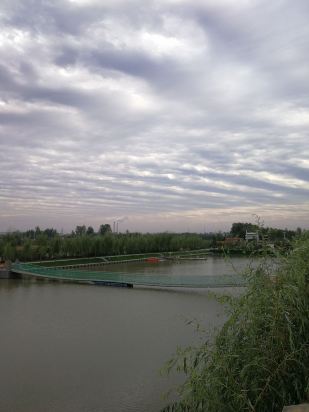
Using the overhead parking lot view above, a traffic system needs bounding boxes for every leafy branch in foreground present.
[162,233,309,412]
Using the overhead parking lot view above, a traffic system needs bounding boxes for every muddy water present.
[0,257,250,412]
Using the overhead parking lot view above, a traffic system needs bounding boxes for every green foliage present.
[162,233,309,412]
[2,242,16,261]
[86,226,94,235]
[0,222,302,263]
[230,222,259,238]
[0,230,212,261]
[75,225,86,236]
[230,222,296,243]
[98,224,112,235]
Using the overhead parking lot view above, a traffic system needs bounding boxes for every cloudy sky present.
[0,0,308,233]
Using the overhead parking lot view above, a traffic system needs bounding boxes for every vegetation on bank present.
[0,222,302,263]
[0,229,210,262]
[162,232,309,412]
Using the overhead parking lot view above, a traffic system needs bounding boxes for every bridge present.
[11,262,247,288]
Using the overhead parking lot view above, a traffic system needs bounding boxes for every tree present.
[75,225,86,236]
[36,234,48,260]
[86,226,94,235]
[35,226,41,239]
[22,239,32,261]
[3,243,16,261]
[50,237,62,257]
[98,224,112,236]
[44,228,58,238]
[230,222,258,238]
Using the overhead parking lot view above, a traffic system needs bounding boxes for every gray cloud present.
[0,0,308,232]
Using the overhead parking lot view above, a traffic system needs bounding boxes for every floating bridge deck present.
[11,263,247,288]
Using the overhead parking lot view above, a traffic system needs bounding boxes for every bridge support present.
[91,280,133,288]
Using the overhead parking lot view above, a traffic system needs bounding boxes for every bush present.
[163,233,309,412]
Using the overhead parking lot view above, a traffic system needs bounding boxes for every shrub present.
[163,233,309,412]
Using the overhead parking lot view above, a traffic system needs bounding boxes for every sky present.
[0,0,308,233]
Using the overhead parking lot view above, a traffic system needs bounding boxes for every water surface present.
[0,257,250,412]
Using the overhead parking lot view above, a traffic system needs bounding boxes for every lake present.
[0,257,250,412]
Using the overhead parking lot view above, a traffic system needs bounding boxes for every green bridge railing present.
[11,262,247,288]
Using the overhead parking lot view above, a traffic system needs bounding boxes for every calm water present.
[0,257,250,412]
[85,255,254,277]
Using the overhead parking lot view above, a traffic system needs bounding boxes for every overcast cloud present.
[0,0,308,232]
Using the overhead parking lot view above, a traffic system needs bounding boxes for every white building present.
[245,231,259,242]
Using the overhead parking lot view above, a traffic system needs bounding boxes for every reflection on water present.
[0,257,252,412]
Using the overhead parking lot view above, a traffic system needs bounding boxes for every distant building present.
[245,231,259,242]
[224,237,243,245]
[217,237,243,248]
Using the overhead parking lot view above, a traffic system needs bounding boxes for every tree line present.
[0,222,303,262]
[0,227,210,262]
[230,222,300,241]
